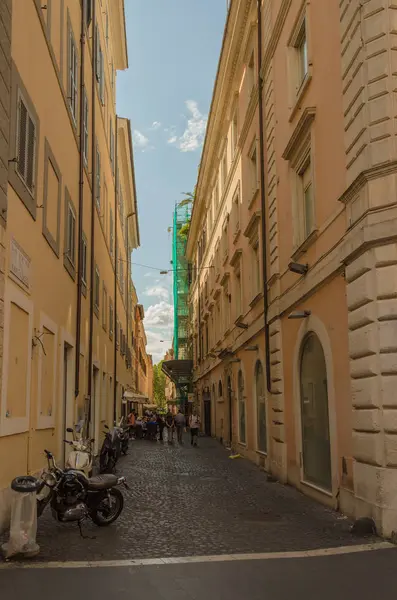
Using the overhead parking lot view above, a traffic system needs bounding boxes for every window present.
[232,188,240,238]
[110,119,114,172]
[81,234,88,291]
[249,143,259,199]
[109,298,114,339]
[119,187,125,236]
[247,51,255,98]
[16,92,37,194]
[102,284,108,331]
[238,370,246,444]
[66,202,76,265]
[120,258,124,296]
[296,19,308,84]
[116,319,120,348]
[222,145,228,191]
[252,239,261,296]
[95,25,104,103]
[214,182,219,210]
[300,158,314,239]
[103,181,108,239]
[95,143,101,209]
[82,89,88,165]
[234,266,242,319]
[110,207,114,258]
[68,26,78,121]
[94,265,100,315]
[223,282,231,330]
[231,107,238,156]
[111,61,115,91]
[256,361,267,453]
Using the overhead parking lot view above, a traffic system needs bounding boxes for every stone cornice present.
[338,161,397,205]
[244,210,261,239]
[229,248,243,268]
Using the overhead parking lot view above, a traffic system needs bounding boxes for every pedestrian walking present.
[157,413,165,442]
[165,410,175,444]
[175,409,186,444]
[189,410,200,447]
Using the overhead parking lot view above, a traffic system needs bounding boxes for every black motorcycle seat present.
[87,474,118,490]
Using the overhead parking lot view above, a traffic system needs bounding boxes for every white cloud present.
[144,301,174,328]
[168,100,207,153]
[144,272,153,278]
[144,302,174,363]
[150,121,161,130]
[132,130,149,148]
[144,285,169,301]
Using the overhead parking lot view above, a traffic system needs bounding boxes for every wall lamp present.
[288,262,309,275]
[288,310,311,319]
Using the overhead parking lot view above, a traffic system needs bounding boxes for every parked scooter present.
[64,427,94,477]
[99,421,122,474]
[118,417,130,456]
[12,449,129,534]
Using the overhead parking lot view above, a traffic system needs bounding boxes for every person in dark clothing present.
[165,410,175,444]
[157,414,165,441]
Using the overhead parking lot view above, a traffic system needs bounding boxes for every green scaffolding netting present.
[173,203,192,361]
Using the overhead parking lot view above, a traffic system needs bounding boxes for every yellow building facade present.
[188,0,397,537]
[0,0,141,491]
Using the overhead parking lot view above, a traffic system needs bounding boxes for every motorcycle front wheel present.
[91,488,124,526]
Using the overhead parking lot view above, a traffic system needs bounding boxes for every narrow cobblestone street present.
[27,435,374,562]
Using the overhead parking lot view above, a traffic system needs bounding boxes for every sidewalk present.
[2,435,377,563]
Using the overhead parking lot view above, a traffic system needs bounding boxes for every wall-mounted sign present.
[10,237,31,291]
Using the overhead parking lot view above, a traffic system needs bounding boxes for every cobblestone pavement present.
[2,436,376,562]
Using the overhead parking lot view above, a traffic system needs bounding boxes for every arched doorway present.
[255,361,266,453]
[238,370,246,444]
[203,387,211,436]
[300,332,332,490]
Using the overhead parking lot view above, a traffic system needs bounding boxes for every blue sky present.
[117,0,227,363]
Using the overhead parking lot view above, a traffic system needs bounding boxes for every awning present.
[162,359,193,385]
[123,391,149,404]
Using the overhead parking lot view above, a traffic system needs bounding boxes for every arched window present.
[238,370,246,444]
[300,332,331,490]
[218,380,223,398]
[255,361,266,453]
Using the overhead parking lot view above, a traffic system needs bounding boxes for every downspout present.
[74,0,87,398]
[257,0,274,394]
[113,116,119,422]
[87,0,97,425]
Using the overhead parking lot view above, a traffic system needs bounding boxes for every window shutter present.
[17,98,27,182]
[100,49,104,103]
[95,25,100,80]
[26,115,36,192]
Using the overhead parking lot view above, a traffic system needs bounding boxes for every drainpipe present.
[74,0,87,398]
[87,0,97,427]
[113,116,119,422]
[257,0,274,394]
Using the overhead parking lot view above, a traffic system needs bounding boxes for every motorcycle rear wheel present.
[91,488,124,526]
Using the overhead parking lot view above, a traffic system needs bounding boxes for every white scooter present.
[64,427,94,477]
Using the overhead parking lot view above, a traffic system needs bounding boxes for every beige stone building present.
[187,0,397,536]
[0,0,145,491]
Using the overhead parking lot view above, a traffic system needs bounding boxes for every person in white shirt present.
[189,410,200,447]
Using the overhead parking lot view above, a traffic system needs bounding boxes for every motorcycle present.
[12,449,129,532]
[118,417,130,456]
[99,421,122,474]
[64,427,94,477]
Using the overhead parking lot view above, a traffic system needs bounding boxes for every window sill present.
[289,73,312,122]
[222,253,229,267]
[249,292,263,309]
[256,450,268,457]
[234,314,245,326]
[291,228,318,261]
[94,305,99,319]
[248,188,259,211]
[238,442,247,448]
[300,478,333,498]
[82,282,87,298]
[63,256,76,281]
